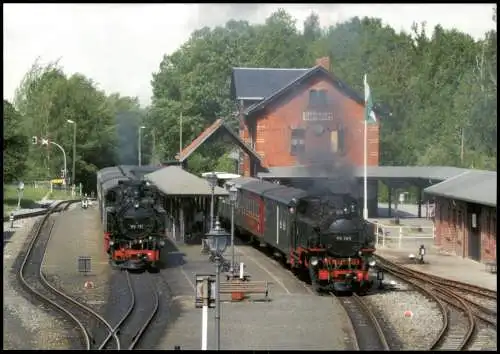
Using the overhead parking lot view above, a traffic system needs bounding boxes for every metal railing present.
[368,220,435,249]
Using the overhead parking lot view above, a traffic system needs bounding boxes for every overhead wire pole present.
[363,74,377,220]
[138,125,145,166]
[67,119,77,187]
[179,112,183,162]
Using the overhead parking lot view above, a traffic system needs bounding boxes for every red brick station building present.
[176,57,497,264]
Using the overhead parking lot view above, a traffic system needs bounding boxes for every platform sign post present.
[78,256,92,274]
[195,274,215,350]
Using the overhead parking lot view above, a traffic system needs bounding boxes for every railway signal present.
[31,136,38,144]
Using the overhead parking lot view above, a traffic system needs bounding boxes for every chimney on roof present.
[315,56,330,71]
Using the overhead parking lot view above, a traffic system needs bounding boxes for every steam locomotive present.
[96,165,166,271]
[218,177,376,293]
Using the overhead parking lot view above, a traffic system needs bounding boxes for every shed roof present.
[145,166,229,197]
[424,170,496,207]
[258,165,470,181]
[176,118,263,166]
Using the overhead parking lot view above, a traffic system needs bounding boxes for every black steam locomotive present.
[218,177,376,293]
[96,165,166,271]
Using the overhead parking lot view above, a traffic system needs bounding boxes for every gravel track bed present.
[99,270,174,350]
[469,323,497,351]
[4,217,72,349]
[363,274,444,350]
[6,216,80,349]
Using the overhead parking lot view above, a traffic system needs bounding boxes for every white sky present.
[3,3,496,106]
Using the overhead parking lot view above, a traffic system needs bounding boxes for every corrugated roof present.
[176,118,263,165]
[258,165,470,181]
[145,166,229,196]
[424,170,496,207]
[231,67,310,100]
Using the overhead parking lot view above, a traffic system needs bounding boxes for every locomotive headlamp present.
[138,239,143,244]
[358,250,363,257]
[159,240,165,247]
[134,202,139,209]
[310,257,319,266]
[368,259,376,267]
[109,241,114,246]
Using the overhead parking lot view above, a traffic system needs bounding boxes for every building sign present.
[302,111,334,121]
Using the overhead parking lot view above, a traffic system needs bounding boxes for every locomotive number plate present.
[335,235,352,241]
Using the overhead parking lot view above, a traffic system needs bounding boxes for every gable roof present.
[176,118,264,165]
[424,170,496,207]
[231,67,310,101]
[145,165,229,196]
[231,65,389,118]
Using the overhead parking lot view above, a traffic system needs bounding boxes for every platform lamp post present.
[205,220,230,351]
[228,185,238,276]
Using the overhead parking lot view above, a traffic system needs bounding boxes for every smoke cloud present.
[115,111,141,165]
[295,147,358,198]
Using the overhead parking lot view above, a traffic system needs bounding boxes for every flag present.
[364,74,377,124]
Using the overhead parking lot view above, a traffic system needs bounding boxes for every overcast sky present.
[3,3,496,106]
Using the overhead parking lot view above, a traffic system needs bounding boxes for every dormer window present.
[309,89,328,107]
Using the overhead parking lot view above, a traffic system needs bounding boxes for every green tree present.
[3,100,29,183]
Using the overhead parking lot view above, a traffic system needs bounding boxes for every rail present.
[18,200,120,350]
[336,293,390,351]
[375,255,497,350]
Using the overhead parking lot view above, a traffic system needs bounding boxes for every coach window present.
[291,129,305,155]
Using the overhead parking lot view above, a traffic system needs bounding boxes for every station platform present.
[375,247,497,292]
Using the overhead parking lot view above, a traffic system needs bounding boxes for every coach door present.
[467,204,481,261]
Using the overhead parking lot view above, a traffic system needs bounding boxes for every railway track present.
[18,200,161,350]
[18,200,119,350]
[99,271,160,350]
[336,293,390,351]
[375,256,497,351]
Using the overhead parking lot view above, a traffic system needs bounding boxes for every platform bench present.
[485,262,497,274]
[219,280,271,300]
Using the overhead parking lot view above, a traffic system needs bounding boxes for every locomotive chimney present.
[315,56,331,71]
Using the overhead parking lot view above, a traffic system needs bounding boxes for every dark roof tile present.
[231,67,310,100]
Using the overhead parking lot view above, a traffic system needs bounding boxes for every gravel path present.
[362,274,444,350]
[42,205,113,345]
[4,216,73,350]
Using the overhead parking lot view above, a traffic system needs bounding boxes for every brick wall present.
[251,76,380,170]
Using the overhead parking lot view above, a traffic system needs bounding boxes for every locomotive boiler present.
[218,177,376,294]
[97,165,166,271]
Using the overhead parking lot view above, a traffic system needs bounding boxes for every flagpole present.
[363,117,368,220]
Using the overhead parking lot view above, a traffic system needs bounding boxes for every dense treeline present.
[4,60,147,191]
[3,8,496,189]
[147,8,497,173]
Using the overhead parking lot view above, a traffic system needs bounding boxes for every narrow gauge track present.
[18,200,120,350]
[336,293,390,351]
[376,256,497,350]
[99,271,160,350]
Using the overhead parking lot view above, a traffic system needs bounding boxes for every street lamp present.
[138,125,145,166]
[17,181,25,210]
[205,220,230,351]
[66,119,77,188]
[205,172,218,230]
[228,185,238,275]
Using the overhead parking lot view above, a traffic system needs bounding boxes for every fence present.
[368,220,435,250]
